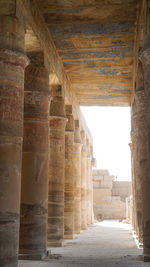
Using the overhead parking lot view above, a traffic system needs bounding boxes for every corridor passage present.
[19,221,149,267]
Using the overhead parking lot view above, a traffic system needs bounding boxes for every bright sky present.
[81,106,131,181]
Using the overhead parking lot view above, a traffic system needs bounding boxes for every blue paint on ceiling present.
[49,21,134,38]
[64,59,121,67]
[54,40,104,49]
[112,40,129,45]
[102,61,118,67]
[97,85,131,91]
[61,48,133,60]
[85,61,97,67]
[97,85,114,90]
[55,8,85,13]
[97,86,108,91]
[54,40,74,48]
[95,41,102,45]
[120,79,130,83]
[86,95,129,100]
[113,90,131,93]
[91,68,131,76]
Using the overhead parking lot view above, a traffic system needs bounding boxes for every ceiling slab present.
[36,0,139,106]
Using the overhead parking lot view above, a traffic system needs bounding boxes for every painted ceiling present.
[36,0,138,106]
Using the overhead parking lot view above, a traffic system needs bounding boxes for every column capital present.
[90,145,93,157]
[50,85,66,118]
[51,84,63,97]
[139,46,150,66]
[0,0,16,15]
[65,105,73,115]
[91,157,97,168]
[86,137,89,146]
[81,130,87,155]
[74,120,81,144]
[65,105,74,132]
[27,51,45,67]
[86,138,91,158]
[0,2,26,52]
[25,51,50,94]
[81,129,85,140]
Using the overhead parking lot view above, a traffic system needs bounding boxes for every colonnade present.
[130,1,150,261]
[131,54,150,261]
[0,8,94,265]
[3,0,150,265]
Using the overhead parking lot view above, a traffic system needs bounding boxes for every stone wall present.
[112,182,132,201]
[93,169,132,221]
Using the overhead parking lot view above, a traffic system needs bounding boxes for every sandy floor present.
[19,220,149,267]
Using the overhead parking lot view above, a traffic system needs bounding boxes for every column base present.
[75,231,81,234]
[64,234,75,239]
[47,241,65,247]
[82,227,88,230]
[132,231,143,249]
[139,242,143,249]
[19,251,50,260]
[144,255,150,262]
[81,226,88,230]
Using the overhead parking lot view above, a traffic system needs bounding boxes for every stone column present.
[91,156,95,224]
[0,3,28,266]
[64,105,74,239]
[91,158,96,223]
[139,48,150,260]
[131,101,143,245]
[74,120,82,234]
[19,52,50,259]
[81,130,88,230]
[86,139,92,225]
[131,107,138,237]
[129,143,137,233]
[47,85,67,247]
[89,146,93,225]
[131,62,145,245]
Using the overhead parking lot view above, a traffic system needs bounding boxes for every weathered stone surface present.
[19,52,50,258]
[131,61,145,244]
[126,196,133,223]
[81,130,88,229]
[139,46,150,257]
[0,9,25,53]
[64,105,74,239]
[93,169,131,220]
[0,5,28,266]
[90,145,94,223]
[74,120,82,234]
[86,139,92,225]
[48,85,67,247]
